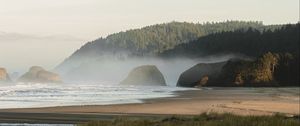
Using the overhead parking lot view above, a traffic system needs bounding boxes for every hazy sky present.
[0,0,299,72]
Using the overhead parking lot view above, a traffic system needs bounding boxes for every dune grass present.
[77,113,300,126]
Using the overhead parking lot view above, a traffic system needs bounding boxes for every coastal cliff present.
[177,52,299,87]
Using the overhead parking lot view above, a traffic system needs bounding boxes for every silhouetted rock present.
[177,62,226,87]
[120,65,166,86]
[0,67,11,83]
[18,66,62,83]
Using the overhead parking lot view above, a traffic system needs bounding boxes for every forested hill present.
[56,21,281,71]
[62,21,279,59]
[161,23,299,58]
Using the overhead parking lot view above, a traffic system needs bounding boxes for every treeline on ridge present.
[66,21,281,60]
[161,23,299,58]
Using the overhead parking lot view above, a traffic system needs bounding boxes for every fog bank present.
[58,54,247,86]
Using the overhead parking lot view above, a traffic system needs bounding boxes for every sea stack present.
[120,65,167,86]
[177,62,226,87]
[18,66,62,83]
[0,67,11,83]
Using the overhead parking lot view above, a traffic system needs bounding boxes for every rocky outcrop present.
[120,65,166,86]
[18,66,62,83]
[177,62,226,87]
[218,53,300,87]
[178,52,300,87]
[0,68,11,83]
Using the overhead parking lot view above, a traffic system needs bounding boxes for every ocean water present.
[0,83,193,109]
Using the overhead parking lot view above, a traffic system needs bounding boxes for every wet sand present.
[0,87,299,123]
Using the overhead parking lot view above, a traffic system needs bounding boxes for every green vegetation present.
[77,113,300,126]
[161,23,299,58]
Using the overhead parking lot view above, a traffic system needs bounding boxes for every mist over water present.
[57,54,245,86]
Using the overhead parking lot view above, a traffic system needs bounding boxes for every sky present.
[0,0,299,73]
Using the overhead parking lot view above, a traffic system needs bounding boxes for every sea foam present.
[0,83,193,109]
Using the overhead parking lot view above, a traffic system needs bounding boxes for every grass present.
[77,113,300,126]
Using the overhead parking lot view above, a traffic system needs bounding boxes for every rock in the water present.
[18,66,62,83]
[120,65,166,86]
[0,67,11,83]
[177,62,226,87]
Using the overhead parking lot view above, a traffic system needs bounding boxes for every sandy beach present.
[0,87,299,123]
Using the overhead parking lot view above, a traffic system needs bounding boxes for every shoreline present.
[0,87,299,123]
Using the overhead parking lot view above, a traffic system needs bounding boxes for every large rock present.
[0,67,11,83]
[120,65,166,86]
[18,66,62,83]
[177,62,226,87]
